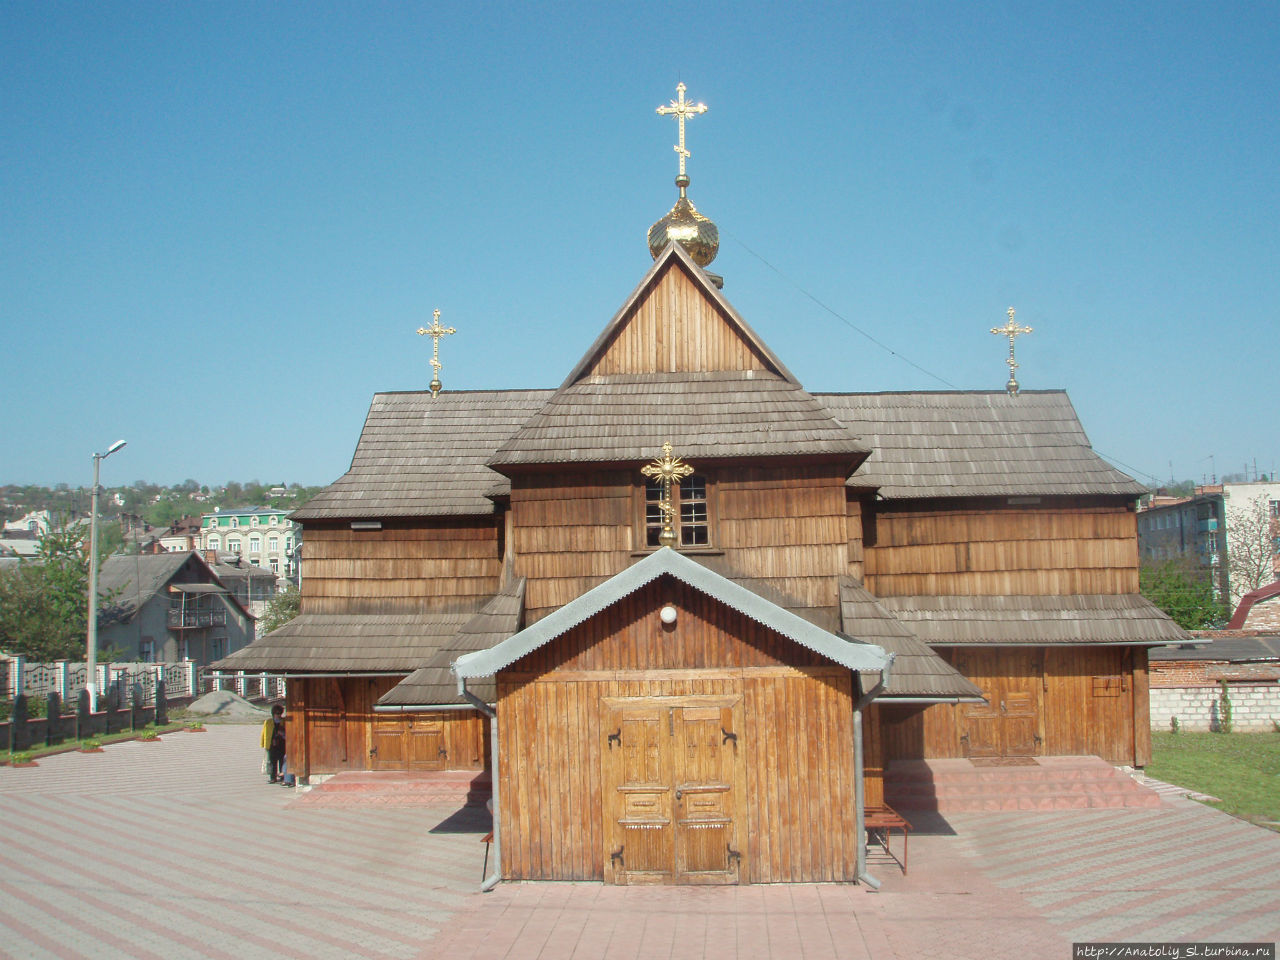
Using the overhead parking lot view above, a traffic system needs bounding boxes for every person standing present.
[261,704,286,783]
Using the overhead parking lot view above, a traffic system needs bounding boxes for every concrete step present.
[885,756,1163,812]
[291,769,492,807]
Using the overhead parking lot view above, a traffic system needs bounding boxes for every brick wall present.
[1150,682,1280,732]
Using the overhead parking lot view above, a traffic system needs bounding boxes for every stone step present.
[884,756,1163,812]
[291,769,492,807]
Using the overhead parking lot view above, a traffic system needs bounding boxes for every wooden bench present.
[864,805,911,875]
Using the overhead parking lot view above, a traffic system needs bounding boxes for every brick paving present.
[1,728,1277,959]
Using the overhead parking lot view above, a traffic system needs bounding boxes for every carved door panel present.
[1002,687,1039,756]
[406,718,447,770]
[673,705,740,884]
[603,707,672,884]
[957,650,1002,758]
[370,719,404,769]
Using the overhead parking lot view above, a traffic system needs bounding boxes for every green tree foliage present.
[0,529,92,659]
[258,584,301,635]
[1140,558,1228,630]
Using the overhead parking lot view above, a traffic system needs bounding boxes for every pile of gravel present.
[185,690,270,722]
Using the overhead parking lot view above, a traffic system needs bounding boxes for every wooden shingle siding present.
[865,505,1139,597]
[583,263,772,376]
[302,520,502,614]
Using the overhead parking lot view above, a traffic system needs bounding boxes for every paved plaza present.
[0,724,1276,960]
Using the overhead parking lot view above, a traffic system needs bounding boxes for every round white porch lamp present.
[86,439,126,712]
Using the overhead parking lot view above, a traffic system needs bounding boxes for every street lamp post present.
[86,440,126,712]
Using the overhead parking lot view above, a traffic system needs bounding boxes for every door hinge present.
[369,745,377,758]
[607,728,621,749]
[726,843,742,866]
[610,846,624,868]
[438,747,448,758]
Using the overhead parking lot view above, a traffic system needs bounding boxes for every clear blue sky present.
[3,2,1276,490]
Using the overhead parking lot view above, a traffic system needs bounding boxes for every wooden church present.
[216,84,1187,886]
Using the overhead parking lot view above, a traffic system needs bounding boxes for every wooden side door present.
[957,650,1002,758]
[672,704,742,884]
[603,705,673,884]
[306,679,348,772]
[370,718,406,770]
[1000,650,1041,756]
[406,717,447,770]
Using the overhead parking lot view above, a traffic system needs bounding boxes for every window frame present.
[634,471,718,552]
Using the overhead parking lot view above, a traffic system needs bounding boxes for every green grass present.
[1148,731,1280,830]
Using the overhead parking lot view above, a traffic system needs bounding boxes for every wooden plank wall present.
[583,263,771,377]
[496,579,861,883]
[512,471,634,622]
[882,647,1143,766]
[864,504,1139,596]
[302,519,502,614]
[288,676,487,777]
[846,498,864,583]
[514,465,852,623]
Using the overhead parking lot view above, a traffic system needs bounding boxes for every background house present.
[201,506,300,581]
[96,552,255,666]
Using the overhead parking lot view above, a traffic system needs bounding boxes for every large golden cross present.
[656,82,707,186]
[990,306,1033,396]
[641,441,695,548]
[417,308,456,398]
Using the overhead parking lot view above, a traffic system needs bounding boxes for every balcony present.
[167,608,227,629]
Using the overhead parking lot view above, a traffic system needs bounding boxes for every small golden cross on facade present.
[990,306,1033,396]
[641,441,695,548]
[656,82,707,188]
[417,308,456,398]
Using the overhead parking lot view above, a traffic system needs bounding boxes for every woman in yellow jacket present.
[261,704,286,783]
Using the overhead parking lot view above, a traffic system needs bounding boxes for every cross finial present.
[417,308,456,398]
[656,82,708,194]
[990,306,1033,396]
[641,441,696,548]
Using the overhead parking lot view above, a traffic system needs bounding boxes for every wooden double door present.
[371,716,447,771]
[955,649,1043,758]
[602,696,745,885]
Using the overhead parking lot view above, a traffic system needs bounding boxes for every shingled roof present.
[377,578,526,708]
[489,371,869,469]
[819,391,1145,499]
[839,579,984,700]
[292,389,552,521]
[211,612,473,673]
[878,594,1190,645]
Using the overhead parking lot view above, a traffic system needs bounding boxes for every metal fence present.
[4,657,285,706]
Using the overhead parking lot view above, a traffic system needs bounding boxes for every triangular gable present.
[452,547,891,678]
[560,242,800,387]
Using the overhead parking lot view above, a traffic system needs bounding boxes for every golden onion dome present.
[647,174,719,266]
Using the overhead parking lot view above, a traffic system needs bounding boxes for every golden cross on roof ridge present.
[656,82,707,189]
[417,308,456,398]
[641,441,695,548]
[990,306,1033,396]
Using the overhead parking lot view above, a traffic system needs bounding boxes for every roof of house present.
[212,612,474,674]
[98,553,202,620]
[454,548,891,679]
[489,371,869,469]
[839,580,984,700]
[878,594,1190,646]
[1150,633,1280,662]
[377,578,526,707]
[292,390,553,521]
[1227,580,1280,629]
[819,391,1146,499]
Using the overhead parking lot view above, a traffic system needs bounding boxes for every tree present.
[0,528,118,660]
[1226,493,1279,603]
[1140,557,1228,630]
[258,585,301,635]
